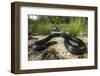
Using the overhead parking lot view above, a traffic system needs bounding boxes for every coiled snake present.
[31,32,86,55]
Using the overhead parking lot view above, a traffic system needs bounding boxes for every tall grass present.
[36,24,52,35]
[67,18,87,36]
[28,15,87,36]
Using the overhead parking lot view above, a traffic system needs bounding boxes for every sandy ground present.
[28,35,88,61]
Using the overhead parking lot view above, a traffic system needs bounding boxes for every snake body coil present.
[31,32,86,55]
[62,33,86,55]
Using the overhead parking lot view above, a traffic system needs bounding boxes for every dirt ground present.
[28,35,88,61]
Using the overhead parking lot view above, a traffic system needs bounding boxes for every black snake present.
[62,33,86,55]
[31,32,86,55]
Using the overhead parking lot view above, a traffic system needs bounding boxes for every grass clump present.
[36,24,52,35]
[67,18,87,36]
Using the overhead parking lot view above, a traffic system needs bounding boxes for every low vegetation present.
[28,15,88,36]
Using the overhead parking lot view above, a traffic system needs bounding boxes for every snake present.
[62,33,86,55]
[31,41,57,51]
[31,33,60,51]
[31,32,86,55]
